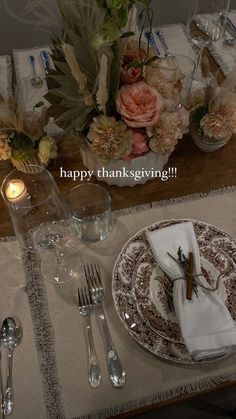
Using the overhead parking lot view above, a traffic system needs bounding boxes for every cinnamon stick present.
[186,252,194,300]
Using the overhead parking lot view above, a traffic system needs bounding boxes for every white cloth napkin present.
[0,55,12,99]
[197,11,236,75]
[147,221,236,360]
[13,46,63,136]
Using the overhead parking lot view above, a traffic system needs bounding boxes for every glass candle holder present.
[1,165,79,284]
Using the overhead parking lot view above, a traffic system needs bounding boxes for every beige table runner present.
[1,187,236,419]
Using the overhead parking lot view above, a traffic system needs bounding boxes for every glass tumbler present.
[68,183,112,242]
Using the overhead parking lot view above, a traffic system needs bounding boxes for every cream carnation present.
[147,111,184,155]
[88,116,133,161]
[0,132,11,160]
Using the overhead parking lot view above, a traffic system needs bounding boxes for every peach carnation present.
[116,81,164,128]
[200,107,233,140]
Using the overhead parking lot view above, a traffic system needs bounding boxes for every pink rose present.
[120,66,142,85]
[123,129,149,161]
[120,48,146,85]
[116,81,164,128]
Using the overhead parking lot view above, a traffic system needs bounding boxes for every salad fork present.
[84,263,126,388]
[78,286,101,388]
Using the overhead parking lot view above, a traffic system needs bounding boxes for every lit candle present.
[5,179,27,204]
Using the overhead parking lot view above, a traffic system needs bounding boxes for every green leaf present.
[127,61,143,69]
[145,56,159,65]
[118,6,129,27]
[191,105,208,134]
[107,0,123,9]
[11,132,36,162]
[138,9,145,20]
[96,0,107,7]
[33,101,44,111]
[120,31,135,38]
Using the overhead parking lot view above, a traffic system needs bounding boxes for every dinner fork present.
[84,263,126,388]
[78,286,101,388]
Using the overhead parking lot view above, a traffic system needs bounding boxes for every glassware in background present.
[68,183,112,243]
[186,0,230,80]
[1,165,78,284]
[158,54,196,103]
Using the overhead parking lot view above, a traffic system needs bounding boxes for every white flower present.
[38,135,57,164]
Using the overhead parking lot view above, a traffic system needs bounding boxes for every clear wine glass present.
[186,0,230,81]
[1,165,79,285]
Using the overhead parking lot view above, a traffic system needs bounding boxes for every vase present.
[11,156,48,174]
[190,115,230,152]
[78,138,169,187]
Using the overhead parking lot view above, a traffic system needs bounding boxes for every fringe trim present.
[69,371,236,419]
[1,185,236,419]
[0,236,15,242]
[113,185,236,218]
[22,250,65,419]
[0,55,13,97]
[208,44,231,76]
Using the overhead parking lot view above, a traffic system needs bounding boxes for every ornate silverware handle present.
[84,316,101,388]
[98,307,126,388]
[3,349,14,416]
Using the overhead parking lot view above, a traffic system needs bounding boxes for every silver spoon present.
[29,55,43,88]
[1,318,22,416]
[224,35,236,46]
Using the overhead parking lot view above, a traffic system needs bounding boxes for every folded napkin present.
[196,11,236,75]
[0,55,12,98]
[147,221,236,360]
[13,46,63,136]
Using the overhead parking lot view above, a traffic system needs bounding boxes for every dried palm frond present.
[45,41,96,132]
[62,43,93,106]
[96,54,108,114]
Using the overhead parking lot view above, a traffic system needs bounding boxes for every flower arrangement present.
[38,0,189,163]
[0,97,57,171]
[188,56,236,148]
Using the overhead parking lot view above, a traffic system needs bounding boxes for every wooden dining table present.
[0,49,236,418]
[1,124,236,234]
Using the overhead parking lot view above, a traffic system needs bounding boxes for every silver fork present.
[84,264,126,388]
[78,286,101,388]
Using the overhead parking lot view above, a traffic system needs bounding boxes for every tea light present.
[5,179,27,204]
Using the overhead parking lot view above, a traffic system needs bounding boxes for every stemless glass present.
[1,165,78,284]
[187,0,230,80]
[68,183,112,242]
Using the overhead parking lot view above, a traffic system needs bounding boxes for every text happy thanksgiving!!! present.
[60,167,177,182]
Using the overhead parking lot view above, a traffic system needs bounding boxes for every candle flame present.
[9,182,16,193]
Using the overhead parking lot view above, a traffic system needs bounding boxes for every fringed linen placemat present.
[1,186,236,419]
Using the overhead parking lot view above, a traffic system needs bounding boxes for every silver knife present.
[40,50,51,75]
[226,17,236,38]
[144,31,161,57]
